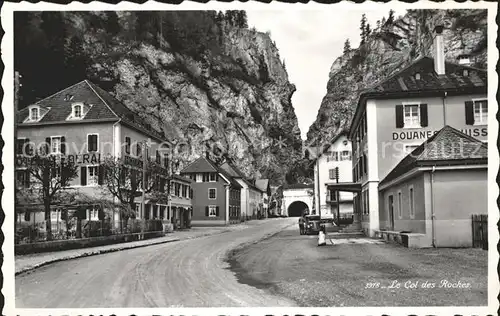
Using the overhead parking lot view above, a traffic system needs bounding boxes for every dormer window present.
[463,69,469,77]
[24,105,48,123]
[30,107,39,121]
[73,104,82,118]
[67,102,91,120]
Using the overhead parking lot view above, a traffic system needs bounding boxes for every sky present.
[247,9,407,140]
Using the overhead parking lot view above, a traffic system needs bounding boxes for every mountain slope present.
[15,11,303,184]
[306,9,487,146]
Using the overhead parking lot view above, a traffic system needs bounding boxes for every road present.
[229,225,488,306]
[16,218,488,307]
[16,218,298,308]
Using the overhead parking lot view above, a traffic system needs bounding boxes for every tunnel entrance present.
[288,201,309,217]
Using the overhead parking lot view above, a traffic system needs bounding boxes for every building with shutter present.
[15,80,176,231]
[180,155,242,226]
[219,161,264,220]
[347,25,488,237]
[378,126,488,247]
[313,131,354,221]
[255,179,271,218]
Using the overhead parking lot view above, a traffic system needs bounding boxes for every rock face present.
[306,9,487,146]
[16,11,302,184]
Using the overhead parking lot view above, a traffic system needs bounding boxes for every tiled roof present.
[219,162,260,191]
[180,156,242,189]
[349,57,487,139]
[368,57,487,94]
[17,81,116,124]
[380,126,488,186]
[18,80,167,141]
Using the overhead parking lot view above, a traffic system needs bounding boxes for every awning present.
[324,182,362,192]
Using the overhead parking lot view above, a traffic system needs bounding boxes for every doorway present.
[388,195,395,230]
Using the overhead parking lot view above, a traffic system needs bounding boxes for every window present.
[16,170,30,188]
[136,143,142,157]
[88,134,98,152]
[473,100,487,125]
[208,205,217,217]
[196,173,203,183]
[397,191,402,218]
[89,208,99,221]
[135,204,141,219]
[74,104,82,118]
[208,188,216,200]
[16,138,28,155]
[341,150,351,161]
[51,209,61,221]
[30,107,39,121]
[409,186,415,218]
[51,136,62,154]
[125,137,131,154]
[404,104,420,128]
[182,185,188,197]
[88,166,99,186]
[329,169,338,180]
[329,151,339,162]
[209,173,217,182]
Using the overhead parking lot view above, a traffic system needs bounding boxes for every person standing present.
[298,216,305,235]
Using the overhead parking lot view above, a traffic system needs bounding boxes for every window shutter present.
[61,136,66,155]
[216,206,220,217]
[465,101,474,125]
[80,166,87,186]
[420,104,428,127]
[216,174,219,182]
[98,165,104,185]
[205,206,209,217]
[45,137,51,154]
[24,170,30,188]
[395,105,404,128]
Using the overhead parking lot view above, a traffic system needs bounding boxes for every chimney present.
[433,24,446,76]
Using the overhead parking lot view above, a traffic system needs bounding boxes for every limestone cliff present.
[15,11,303,184]
[306,9,487,146]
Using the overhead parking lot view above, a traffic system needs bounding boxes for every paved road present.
[229,225,488,306]
[16,218,298,308]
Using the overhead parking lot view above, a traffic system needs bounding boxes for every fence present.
[472,214,487,250]
[15,218,165,245]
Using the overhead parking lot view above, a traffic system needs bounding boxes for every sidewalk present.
[15,224,249,275]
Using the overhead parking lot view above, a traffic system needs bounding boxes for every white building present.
[313,131,354,220]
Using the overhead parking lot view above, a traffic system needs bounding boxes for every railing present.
[15,218,166,244]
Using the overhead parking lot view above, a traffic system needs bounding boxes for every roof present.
[17,80,167,142]
[255,179,270,192]
[180,156,242,189]
[349,57,487,138]
[380,125,488,186]
[283,183,314,190]
[170,174,192,183]
[219,161,260,191]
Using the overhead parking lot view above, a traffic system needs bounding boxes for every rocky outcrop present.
[306,9,487,146]
[17,11,302,184]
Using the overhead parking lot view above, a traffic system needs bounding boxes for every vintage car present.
[304,215,322,235]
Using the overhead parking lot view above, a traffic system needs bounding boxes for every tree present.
[343,39,351,55]
[360,14,367,45]
[101,155,168,224]
[21,149,79,241]
[387,9,395,25]
[235,11,248,28]
[376,20,381,30]
[366,23,372,38]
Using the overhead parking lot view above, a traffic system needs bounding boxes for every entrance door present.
[388,195,394,230]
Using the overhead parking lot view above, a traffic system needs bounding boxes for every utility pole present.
[141,138,150,237]
[336,166,340,224]
[315,144,321,218]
